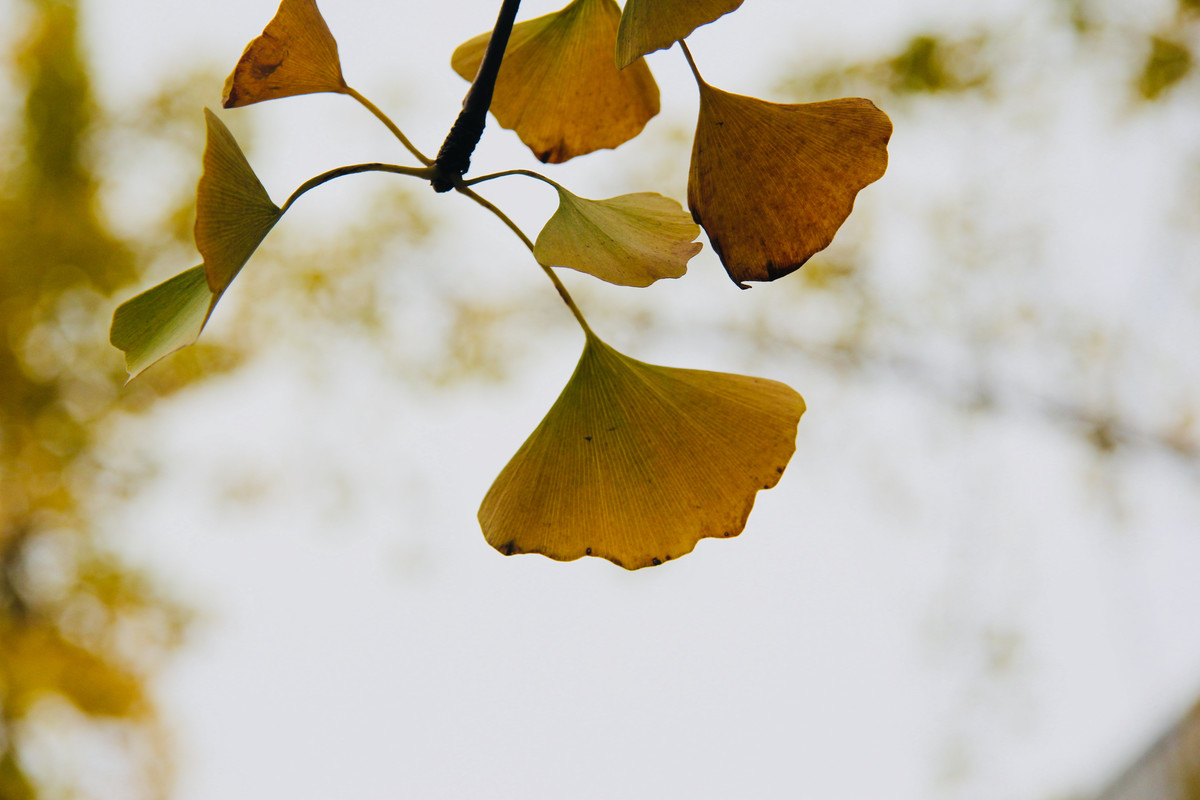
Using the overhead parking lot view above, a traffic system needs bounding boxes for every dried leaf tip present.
[222,0,348,108]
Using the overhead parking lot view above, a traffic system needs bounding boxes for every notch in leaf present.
[451,0,660,163]
[688,79,892,288]
[479,333,804,569]
[223,0,348,108]
[534,188,701,287]
[196,108,282,295]
[615,0,743,69]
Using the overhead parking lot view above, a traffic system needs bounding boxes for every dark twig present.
[431,0,521,192]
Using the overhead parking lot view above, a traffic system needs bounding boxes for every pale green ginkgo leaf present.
[479,333,805,569]
[615,0,744,69]
[110,265,215,379]
[195,108,282,295]
[534,188,701,287]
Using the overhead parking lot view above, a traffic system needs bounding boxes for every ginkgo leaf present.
[110,266,215,379]
[222,0,348,108]
[195,108,282,295]
[688,83,892,288]
[615,0,743,69]
[534,188,701,286]
[451,0,660,163]
[479,333,804,569]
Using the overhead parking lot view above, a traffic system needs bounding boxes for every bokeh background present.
[1,0,1199,797]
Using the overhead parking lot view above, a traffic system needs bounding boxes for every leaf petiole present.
[679,40,705,86]
[345,86,433,165]
[280,162,437,213]
[460,168,562,190]
[454,184,595,338]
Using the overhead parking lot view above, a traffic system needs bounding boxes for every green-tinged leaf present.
[616,0,743,69]
[196,108,282,294]
[223,0,348,108]
[688,83,892,288]
[479,333,804,569]
[451,0,659,163]
[110,266,215,379]
[534,189,701,286]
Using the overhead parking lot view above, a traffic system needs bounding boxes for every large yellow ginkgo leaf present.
[688,83,892,288]
[479,333,804,569]
[451,0,660,163]
[223,0,347,108]
[615,0,743,69]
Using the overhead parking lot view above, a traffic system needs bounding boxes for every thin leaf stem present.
[455,184,594,337]
[345,86,432,165]
[679,40,706,86]
[281,162,436,213]
[461,168,562,191]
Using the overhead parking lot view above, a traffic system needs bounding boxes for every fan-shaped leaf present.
[451,0,660,163]
[534,188,701,286]
[479,333,804,569]
[196,108,282,295]
[110,266,215,379]
[615,0,743,69]
[688,84,892,288]
[222,0,347,108]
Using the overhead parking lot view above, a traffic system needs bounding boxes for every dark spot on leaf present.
[664,555,671,561]
[584,435,592,441]
[651,557,662,566]
[586,547,592,555]
[776,466,784,474]
[723,531,732,537]
[763,483,771,489]
[502,540,516,555]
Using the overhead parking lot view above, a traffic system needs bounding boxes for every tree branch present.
[431,0,522,192]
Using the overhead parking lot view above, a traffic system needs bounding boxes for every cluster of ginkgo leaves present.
[109,0,892,570]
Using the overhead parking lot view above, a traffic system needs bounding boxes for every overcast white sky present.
[24,0,1200,797]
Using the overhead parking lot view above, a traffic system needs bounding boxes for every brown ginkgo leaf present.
[451,0,660,163]
[222,0,348,108]
[533,188,701,287]
[195,108,282,295]
[479,332,805,569]
[688,82,892,288]
[615,0,743,69]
